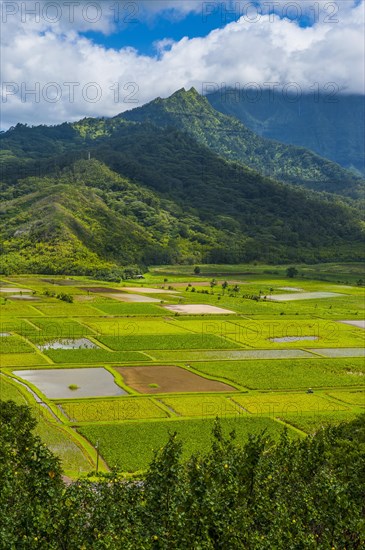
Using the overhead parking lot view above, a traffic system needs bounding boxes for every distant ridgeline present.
[0,89,364,275]
[207,87,365,177]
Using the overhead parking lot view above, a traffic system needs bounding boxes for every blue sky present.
[82,11,223,56]
[82,2,317,56]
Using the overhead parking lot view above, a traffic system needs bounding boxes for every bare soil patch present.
[42,279,77,286]
[0,287,32,293]
[164,304,235,314]
[82,287,121,293]
[121,287,178,294]
[115,365,236,394]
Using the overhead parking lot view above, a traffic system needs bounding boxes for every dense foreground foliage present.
[1,401,364,549]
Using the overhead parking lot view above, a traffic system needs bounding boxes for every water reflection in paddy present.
[38,338,98,351]
[15,368,126,399]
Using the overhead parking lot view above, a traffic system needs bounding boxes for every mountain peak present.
[172,87,200,97]
[157,86,211,113]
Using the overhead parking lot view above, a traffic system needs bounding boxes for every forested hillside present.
[208,88,365,176]
[0,90,364,274]
[121,88,363,197]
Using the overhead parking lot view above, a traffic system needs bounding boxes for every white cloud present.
[0,0,364,127]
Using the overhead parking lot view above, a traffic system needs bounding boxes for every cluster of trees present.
[1,400,364,549]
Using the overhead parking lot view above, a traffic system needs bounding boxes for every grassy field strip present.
[0,334,36,354]
[0,318,38,335]
[215,319,365,349]
[148,349,315,362]
[0,353,50,367]
[79,416,293,472]
[27,304,47,316]
[43,349,149,364]
[19,318,42,332]
[192,358,365,390]
[325,390,365,406]
[80,317,193,336]
[95,333,243,351]
[59,397,170,423]
[230,393,349,416]
[33,303,106,317]
[276,411,359,435]
[272,416,308,437]
[156,398,180,417]
[139,351,158,361]
[159,395,242,418]
[88,336,115,352]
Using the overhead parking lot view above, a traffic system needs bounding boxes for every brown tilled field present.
[114,365,236,394]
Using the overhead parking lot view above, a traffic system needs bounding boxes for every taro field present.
[0,264,364,476]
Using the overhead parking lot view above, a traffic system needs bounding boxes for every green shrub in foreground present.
[1,401,364,549]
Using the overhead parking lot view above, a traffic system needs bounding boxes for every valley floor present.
[1,262,364,476]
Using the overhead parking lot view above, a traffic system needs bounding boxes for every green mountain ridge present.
[120,88,363,198]
[0,89,364,274]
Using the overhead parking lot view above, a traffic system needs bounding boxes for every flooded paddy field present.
[14,368,126,399]
[37,338,99,351]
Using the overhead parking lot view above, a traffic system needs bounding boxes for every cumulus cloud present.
[0,0,363,127]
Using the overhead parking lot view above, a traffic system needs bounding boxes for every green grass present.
[34,303,102,316]
[0,302,42,317]
[81,318,190,336]
[44,349,148,363]
[278,411,359,434]
[160,395,242,417]
[0,336,36,353]
[0,375,28,404]
[192,358,365,390]
[60,398,168,422]
[221,319,365,349]
[231,392,348,415]
[150,262,365,281]
[0,319,38,336]
[325,390,365,406]
[97,334,241,351]
[91,303,166,316]
[30,318,90,339]
[148,349,312,362]
[0,353,48,367]
[79,416,291,471]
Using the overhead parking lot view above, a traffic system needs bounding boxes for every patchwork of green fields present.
[79,416,287,472]
[194,357,365,390]
[60,397,168,422]
[1,266,364,475]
